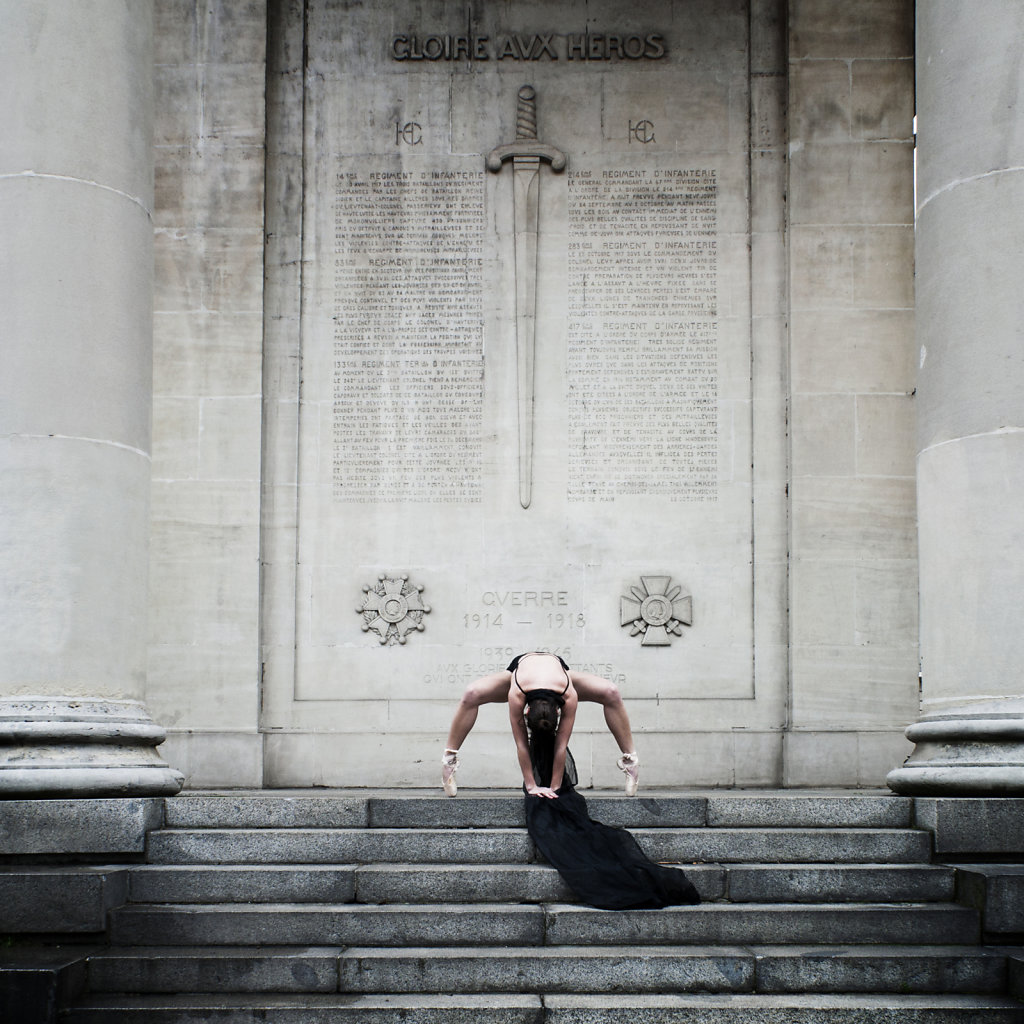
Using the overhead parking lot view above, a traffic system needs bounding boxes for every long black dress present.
[514,658,700,910]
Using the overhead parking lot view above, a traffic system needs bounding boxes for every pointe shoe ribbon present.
[442,748,460,797]
[616,752,640,797]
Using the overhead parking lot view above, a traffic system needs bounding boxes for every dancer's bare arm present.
[548,690,577,792]
[508,688,543,794]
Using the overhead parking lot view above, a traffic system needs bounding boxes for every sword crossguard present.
[486,142,567,173]
[485,85,566,173]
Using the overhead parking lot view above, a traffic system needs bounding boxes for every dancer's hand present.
[527,785,559,799]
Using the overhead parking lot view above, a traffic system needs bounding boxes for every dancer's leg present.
[572,672,635,753]
[572,671,640,795]
[442,672,512,795]
[445,701,479,753]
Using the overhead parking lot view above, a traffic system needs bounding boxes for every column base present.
[0,696,184,798]
[887,697,1024,795]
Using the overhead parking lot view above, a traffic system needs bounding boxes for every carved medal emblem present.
[620,575,693,646]
[356,574,431,645]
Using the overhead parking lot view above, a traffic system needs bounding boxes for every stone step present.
[63,992,542,1023]
[61,991,1024,1024]
[163,791,912,831]
[543,902,979,947]
[145,826,931,865]
[544,994,1024,1022]
[129,865,359,905]
[108,902,979,948]
[956,865,1024,939]
[146,827,533,865]
[0,866,129,931]
[127,861,954,905]
[83,944,1008,996]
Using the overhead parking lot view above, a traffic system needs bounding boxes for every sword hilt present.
[516,85,537,140]
[485,84,567,173]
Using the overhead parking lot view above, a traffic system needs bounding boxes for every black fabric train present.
[509,654,700,910]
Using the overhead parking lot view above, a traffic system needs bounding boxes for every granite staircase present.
[61,791,1024,1022]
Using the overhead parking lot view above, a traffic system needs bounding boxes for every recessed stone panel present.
[261,0,771,769]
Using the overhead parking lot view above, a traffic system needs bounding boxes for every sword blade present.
[512,155,540,509]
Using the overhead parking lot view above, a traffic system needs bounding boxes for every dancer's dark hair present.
[524,695,577,789]
[525,696,560,734]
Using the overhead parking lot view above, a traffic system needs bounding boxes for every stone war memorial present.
[3,1,1024,1021]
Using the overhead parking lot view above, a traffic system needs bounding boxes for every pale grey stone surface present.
[253,0,790,790]
[155,734,264,792]
[789,1,913,60]
[915,798,1024,854]
[786,0,918,781]
[915,2,1024,204]
[87,947,340,994]
[368,797,525,829]
[0,0,185,799]
[541,903,978,947]
[632,826,930,865]
[784,731,913,789]
[0,0,957,797]
[0,867,128,932]
[752,945,1006,995]
[706,794,910,829]
[337,946,754,994]
[1,1,154,201]
[129,865,356,905]
[0,798,163,855]
[908,0,1024,788]
[0,3,154,686]
[165,794,368,829]
[0,698,183,798]
[955,866,1024,936]
[544,992,1024,1023]
[916,438,1024,711]
[146,827,533,865]
[109,903,545,947]
[725,864,953,904]
[134,0,922,793]
[65,992,544,1024]
[367,794,706,828]
[353,864,572,905]
[144,0,266,779]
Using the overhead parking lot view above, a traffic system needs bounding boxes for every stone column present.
[0,1,182,796]
[888,2,1024,793]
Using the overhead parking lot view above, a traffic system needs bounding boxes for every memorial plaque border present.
[258,0,790,783]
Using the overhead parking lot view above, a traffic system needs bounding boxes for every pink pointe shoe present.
[617,752,640,797]
[441,749,460,797]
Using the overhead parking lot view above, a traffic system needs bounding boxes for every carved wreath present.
[356,574,431,645]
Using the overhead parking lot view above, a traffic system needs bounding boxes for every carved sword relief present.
[487,86,566,509]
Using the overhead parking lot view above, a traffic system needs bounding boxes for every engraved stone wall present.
[566,168,719,502]
[144,0,919,789]
[331,169,485,503]
[258,0,788,788]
